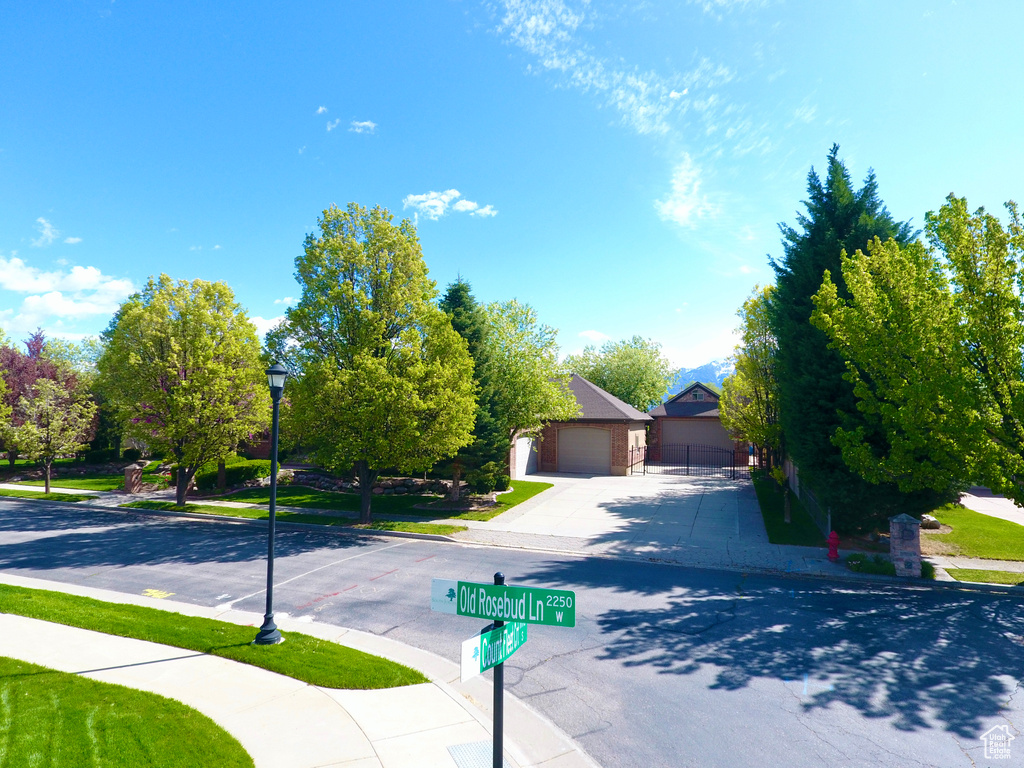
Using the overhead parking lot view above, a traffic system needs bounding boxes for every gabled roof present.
[565,374,653,422]
[647,381,721,419]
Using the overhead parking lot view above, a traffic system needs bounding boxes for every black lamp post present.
[254,362,288,645]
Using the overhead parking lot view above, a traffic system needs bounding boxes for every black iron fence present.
[643,443,744,479]
[627,445,646,475]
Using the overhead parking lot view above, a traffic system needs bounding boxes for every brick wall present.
[539,421,647,475]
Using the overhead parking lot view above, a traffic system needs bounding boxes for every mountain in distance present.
[666,359,734,397]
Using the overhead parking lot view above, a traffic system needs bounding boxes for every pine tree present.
[438,279,506,499]
[769,145,955,532]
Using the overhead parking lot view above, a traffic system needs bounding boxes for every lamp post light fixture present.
[254,362,288,645]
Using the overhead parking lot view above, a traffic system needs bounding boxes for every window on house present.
[694,391,705,401]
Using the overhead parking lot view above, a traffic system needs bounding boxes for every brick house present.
[647,382,746,463]
[532,375,651,476]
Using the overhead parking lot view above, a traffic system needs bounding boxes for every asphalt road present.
[1,498,1022,767]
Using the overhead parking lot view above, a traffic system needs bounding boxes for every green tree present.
[285,203,476,523]
[482,299,579,444]
[16,378,97,492]
[812,195,1024,503]
[565,335,676,412]
[720,286,781,464]
[437,279,506,500]
[98,275,271,505]
[769,145,950,532]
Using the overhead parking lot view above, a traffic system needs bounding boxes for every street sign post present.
[461,621,528,682]
[432,573,576,768]
[431,578,576,627]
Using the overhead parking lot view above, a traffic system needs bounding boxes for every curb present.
[5,493,1021,596]
[0,571,601,768]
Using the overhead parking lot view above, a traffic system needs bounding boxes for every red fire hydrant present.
[827,531,840,562]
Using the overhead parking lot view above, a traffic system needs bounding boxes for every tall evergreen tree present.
[769,145,954,532]
[438,279,506,499]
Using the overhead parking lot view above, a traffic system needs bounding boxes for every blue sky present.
[2,1,1022,367]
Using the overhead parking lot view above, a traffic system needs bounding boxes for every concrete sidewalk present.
[0,572,599,768]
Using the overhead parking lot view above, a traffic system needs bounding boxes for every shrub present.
[122,448,143,463]
[83,448,118,464]
[466,461,507,494]
[195,459,272,491]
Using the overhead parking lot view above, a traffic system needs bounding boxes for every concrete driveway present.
[464,472,769,554]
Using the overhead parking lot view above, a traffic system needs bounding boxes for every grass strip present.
[0,656,253,767]
[945,568,1024,586]
[441,480,555,522]
[0,488,98,503]
[926,504,1024,561]
[120,500,466,536]
[0,584,427,690]
[751,475,827,547]
[846,553,936,579]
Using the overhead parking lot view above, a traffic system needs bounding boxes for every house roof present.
[648,381,721,419]
[565,374,653,422]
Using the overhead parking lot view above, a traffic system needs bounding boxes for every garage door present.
[662,419,733,450]
[557,427,611,474]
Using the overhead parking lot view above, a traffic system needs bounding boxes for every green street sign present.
[461,622,528,682]
[432,579,576,627]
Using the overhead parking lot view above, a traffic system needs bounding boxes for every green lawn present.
[223,480,553,523]
[16,473,125,491]
[751,475,827,547]
[946,568,1024,586]
[424,480,555,522]
[11,461,169,492]
[0,584,427,690]
[0,656,252,767]
[226,485,427,515]
[0,488,97,503]
[120,500,467,536]
[927,504,1024,561]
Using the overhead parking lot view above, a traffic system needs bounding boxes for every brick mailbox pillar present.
[124,462,146,494]
[889,513,922,578]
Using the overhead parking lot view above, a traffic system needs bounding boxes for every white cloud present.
[250,315,285,339]
[0,253,135,336]
[213,244,222,250]
[64,236,82,245]
[316,106,328,114]
[579,329,611,343]
[31,218,59,247]
[189,245,202,251]
[273,297,295,306]
[497,1,734,137]
[349,120,377,134]
[298,146,306,154]
[326,119,341,131]
[403,190,498,221]
[654,154,718,227]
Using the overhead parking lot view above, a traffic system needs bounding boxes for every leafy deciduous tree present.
[482,299,579,444]
[812,195,1023,503]
[565,335,676,412]
[15,378,97,492]
[285,203,477,522]
[98,275,271,505]
[720,286,781,464]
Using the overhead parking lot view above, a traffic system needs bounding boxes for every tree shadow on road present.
[0,502,366,570]
[521,557,1024,739]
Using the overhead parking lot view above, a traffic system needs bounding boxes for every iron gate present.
[643,443,743,479]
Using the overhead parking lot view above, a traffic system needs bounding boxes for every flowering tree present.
[16,379,97,492]
[98,275,270,505]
